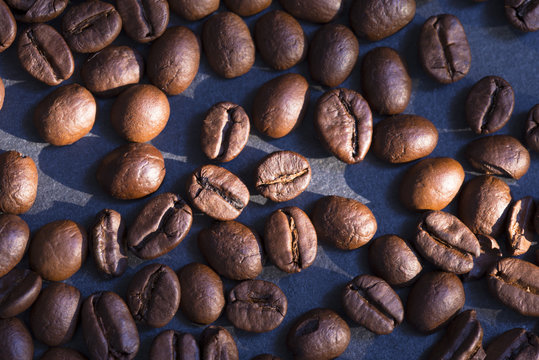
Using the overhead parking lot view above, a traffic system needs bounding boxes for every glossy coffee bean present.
[0,0,16,53]
[34,84,96,146]
[350,0,415,41]
[117,0,168,43]
[198,221,263,280]
[315,88,372,164]
[224,0,271,16]
[147,26,200,96]
[200,326,239,360]
[186,164,249,221]
[0,215,29,277]
[0,317,33,360]
[311,195,377,250]
[361,47,411,115]
[150,330,199,360]
[18,24,74,86]
[254,150,311,202]
[127,263,180,328]
[91,209,127,277]
[0,268,41,318]
[127,193,193,260]
[419,14,471,84]
[40,347,87,360]
[169,0,218,20]
[29,220,87,281]
[525,104,539,151]
[6,0,66,22]
[485,328,539,359]
[97,143,166,200]
[178,263,225,325]
[504,0,539,32]
[342,275,403,335]
[464,234,502,281]
[279,0,341,23]
[0,151,37,214]
[506,196,535,256]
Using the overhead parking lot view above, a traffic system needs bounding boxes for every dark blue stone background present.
[0,0,538,358]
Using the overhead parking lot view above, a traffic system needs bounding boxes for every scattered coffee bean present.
[252,355,281,360]
[200,326,239,360]
[0,268,41,319]
[224,0,271,16]
[116,0,169,43]
[91,209,127,277]
[0,215,29,277]
[40,347,87,360]
[279,0,342,23]
[169,0,218,21]
[0,151,37,215]
[150,330,199,360]
[506,196,535,256]
[486,328,539,359]
[0,317,33,360]
[0,0,16,53]
[464,234,502,281]
[525,104,539,151]
[504,0,539,32]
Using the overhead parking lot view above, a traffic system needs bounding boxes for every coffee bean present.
[253,73,309,138]
[40,347,87,360]
[504,0,539,32]
[0,151,37,214]
[525,104,539,151]
[264,206,317,273]
[186,164,249,221]
[169,0,218,21]
[30,282,81,346]
[464,234,502,281]
[372,114,438,163]
[0,268,41,318]
[127,193,193,260]
[0,0,16,53]
[311,195,377,250]
[0,317,33,360]
[34,84,96,146]
[147,26,200,96]
[198,221,263,280]
[97,143,166,200]
[279,0,342,23]
[7,0,66,22]
[507,196,535,256]
[361,47,411,115]
[82,291,139,360]
[350,0,416,41]
[178,263,225,325]
[200,326,239,360]
[287,308,350,359]
[17,24,74,86]
[224,0,271,16]
[116,0,169,43]
[252,355,281,360]
[91,209,127,277]
[314,88,373,164]
[0,215,29,277]
[485,328,539,359]
[419,14,471,84]
[201,102,250,162]
[150,330,199,360]
[254,150,311,202]
[342,275,404,335]
[62,0,122,53]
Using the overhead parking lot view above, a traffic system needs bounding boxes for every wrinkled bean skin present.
[169,0,218,21]
[464,234,502,281]
[0,0,16,53]
[224,0,271,16]
[200,326,239,360]
[116,0,169,43]
[6,0,67,22]
[40,347,88,360]
[0,215,30,277]
[506,196,535,256]
[525,104,539,151]
[485,328,539,360]
[504,0,539,32]
[91,209,127,277]
[0,317,33,360]
[279,0,342,23]
[150,330,199,360]
[0,268,41,319]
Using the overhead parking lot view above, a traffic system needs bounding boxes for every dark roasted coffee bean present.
[279,0,342,23]
[464,234,502,281]
[7,0,66,22]
[0,215,29,277]
[127,193,192,260]
[169,0,218,20]
[0,0,16,53]
[287,308,350,359]
[315,88,372,164]
[525,104,539,151]
[311,195,377,250]
[264,206,317,273]
[252,355,281,360]
[254,150,311,202]
[361,47,411,115]
[30,283,81,346]
[342,275,403,335]
[117,0,168,43]
[186,164,249,221]
[504,0,539,32]
[485,328,539,359]
[419,14,471,84]
[0,317,33,360]
[17,24,74,86]
[507,196,535,256]
[224,0,270,16]
[62,0,122,53]
[82,291,139,360]
[150,330,199,360]
[201,102,250,162]
[0,268,41,318]
[350,0,415,41]
[465,76,514,134]
[200,326,239,360]
[127,263,180,328]
[372,114,438,163]
[40,347,88,360]
[0,151,37,214]
[91,209,127,277]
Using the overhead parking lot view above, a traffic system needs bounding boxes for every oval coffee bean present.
[507,196,535,256]
[186,164,249,221]
[279,0,342,23]
[227,280,288,333]
[169,0,218,21]
[0,317,33,360]
[17,24,74,86]
[0,151,37,214]
[0,268,41,318]
[91,209,127,277]
[342,275,404,335]
[485,328,539,359]
[419,14,471,84]
[504,0,539,32]
[464,234,502,281]
[224,0,271,16]
[40,347,87,360]
[150,330,199,360]
[0,214,29,277]
[315,88,373,164]
[525,104,539,152]
[200,326,239,360]
[116,0,168,43]
[0,0,16,53]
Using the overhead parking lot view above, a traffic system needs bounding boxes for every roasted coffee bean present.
[7,0,66,22]
[314,88,373,164]
[254,150,311,202]
[0,317,33,360]
[372,114,438,163]
[34,84,96,146]
[111,84,169,143]
[407,271,465,332]
[264,206,317,273]
[504,0,539,32]
[252,355,281,360]
[62,0,122,53]
[287,308,350,359]
[0,268,41,318]
[178,263,225,325]
[82,291,139,360]
[342,275,404,335]
[309,24,359,87]
[253,73,309,138]
[507,196,535,256]
[81,45,144,97]
[311,195,377,250]
[459,175,512,237]
[169,0,218,20]
[201,102,250,162]
[361,47,411,115]
[400,157,464,211]
[116,0,168,43]
[0,0,16,53]
[485,328,539,359]
[150,330,199,360]
[350,0,416,41]
[0,151,37,214]
[525,104,539,151]
[127,193,192,260]
[30,283,81,346]
[0,215,29,277]
[419,14,471,84]
[279,0,342,23]
[369,235,422,287]
[198,221,263,280]
[17,24,74,86]
[224,0,271,16]
[200,326,239,360]
[186,164,249,221]
[127,263,180,328]
[254,10,307,71]
[97,143,166,200]
[91,209,127,277]
[487,257,539,316]
[464,234,502,281]
[147,26,200,96]
[29,220,87,281]
[40,347,88,360]
[227,280,287,333]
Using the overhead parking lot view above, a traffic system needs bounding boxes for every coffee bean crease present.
[66,9,115,35]
[132,265,165,321]
[433,18,458,79]
[346,282,398,325]
[194,173,245,210]
[25,29,62,81]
